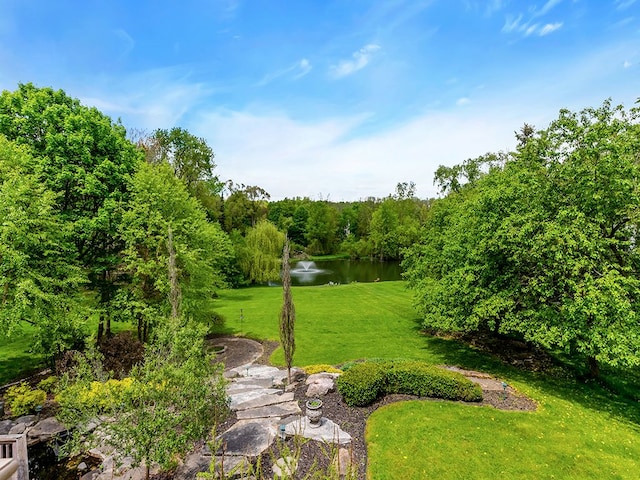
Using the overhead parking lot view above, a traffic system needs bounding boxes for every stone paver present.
[235,401,301,420]
[283,416,352,445]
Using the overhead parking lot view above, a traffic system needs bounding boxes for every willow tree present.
[279,238,296,383]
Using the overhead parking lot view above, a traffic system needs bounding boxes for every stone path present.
[178,360,351,478]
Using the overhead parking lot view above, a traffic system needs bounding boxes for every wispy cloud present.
[503,14,563,36]
[535,0,563,17]
[114,29,134,58]
[464,0,509,16]
[456,97,471,106]
[256,58,312,86]
[540,22,563,35]
[623,60,632,68]
[330,44,381,79]
[615,0,637,10]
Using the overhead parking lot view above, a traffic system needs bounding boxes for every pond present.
[286,259,403,286]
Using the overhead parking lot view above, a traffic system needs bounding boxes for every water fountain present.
[289,261,328,284]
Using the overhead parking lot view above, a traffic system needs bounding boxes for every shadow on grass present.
[418,332,640,428]
[0,355,47,388]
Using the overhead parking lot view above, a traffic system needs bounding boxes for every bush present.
[5,383,47,417]
[385,361,483,402]
[56,377,135,413]
[37,376,58,394]
[336,362,387,406]
[98,332,144,379]
[337,360,483,406]
[303,364,343,375]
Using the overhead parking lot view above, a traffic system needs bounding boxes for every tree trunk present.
[97,316,104,341]
[587,355,600,378]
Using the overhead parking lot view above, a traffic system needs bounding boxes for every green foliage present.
[0,134,87,356]
[57,320,229,476]
[5,383,46,416]
[279,239,296,382]
[336,362,387,406]
[238,220,285,283]
[385,361,483,401]
[36,376,58,394]
[404,99,640,376]
[119,162,234,340]
[336,360,482,406]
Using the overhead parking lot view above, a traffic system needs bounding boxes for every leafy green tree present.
[369,200,400,260]
[305,201,338,254]
[238,219,285,284]
[222,182,270,234]
[0,135,86,357]
[404,100,640,377]
[0,83,141,337]
[119,162,234,341]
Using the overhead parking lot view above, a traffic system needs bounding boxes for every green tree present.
[0,135,86,357]
[305,201,338,254]
[369,200,400,260]
[238,220,285,284]
[119,162,233,341]
[404,100,640,376]
[0,83,141,338]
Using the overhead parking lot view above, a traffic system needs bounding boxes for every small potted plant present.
[305,398,323,427]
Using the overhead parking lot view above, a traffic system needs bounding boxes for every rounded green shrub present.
[5,383,47,417]
[337,360,483,406]
[336,362,387,406]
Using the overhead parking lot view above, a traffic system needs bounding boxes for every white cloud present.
[539,22,563,35]
[256,58,312,86]
[330,44,381,79]
[456,97,471,106]
[502,14,523,32]
[114,29,134,58]
[536,0,563,17]
[623,60,632,68]
[615,0,637,9]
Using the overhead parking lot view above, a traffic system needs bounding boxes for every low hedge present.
[336,360,483,406]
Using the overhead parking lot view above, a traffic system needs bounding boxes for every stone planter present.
[305,399,323,428]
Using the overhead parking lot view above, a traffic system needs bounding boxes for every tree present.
[369,200,400,260]
[305,201,338,254]
[237,219,285,284]
[279,238,296,383]
[119,162,234,341]
[0,134,86,357]
[404,99,640,377]
[0,83,142,338]
[222,182,270,234]
[139,127,224,220]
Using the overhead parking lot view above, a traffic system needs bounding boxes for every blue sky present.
[1,0,638,200]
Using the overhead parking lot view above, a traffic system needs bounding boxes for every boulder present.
[27,416,67,445]
[305,373,339,397]
[0,419,15,435]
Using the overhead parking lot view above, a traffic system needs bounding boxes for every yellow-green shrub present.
[303,364,343,375]
[37,376,58,394]
[5,383,47,417]
[56,377,135,412]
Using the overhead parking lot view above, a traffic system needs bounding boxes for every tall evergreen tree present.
[279,238,296,383]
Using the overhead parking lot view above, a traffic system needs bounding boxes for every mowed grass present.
[212,281,640,480]
[0,319,133,386]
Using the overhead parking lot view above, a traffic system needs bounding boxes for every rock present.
[78,461,88,471]
[81,471,101,480]
[284,416,351,444]
[173,449,212,479]
[8,422,26,434]
[27,416,67,445]
[0,419,15,434]
[14,414,37,426]
[333,448,353,476]
[272,456,297,478]
[235,401,301,420]
[305,373,338,397]
[233,392,295,411]
[217,420,276,457]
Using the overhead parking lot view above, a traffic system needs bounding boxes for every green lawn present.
[0,320,132,386]
[212,281,640,480]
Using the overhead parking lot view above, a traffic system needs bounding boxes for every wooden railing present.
[0,435,28,480]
